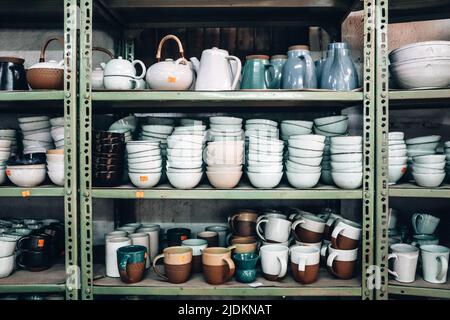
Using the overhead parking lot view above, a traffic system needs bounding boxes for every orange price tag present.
[140,176,148,182]
[167,76,177,83]
[21,190,31,197]
[401,167,407,173]
[135,191,144,198]
[38,239,45,248]
[5,169,11,177]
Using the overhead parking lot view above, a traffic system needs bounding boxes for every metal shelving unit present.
[80,0,376,300]
[375,0,450,300]
[0,0,78,300]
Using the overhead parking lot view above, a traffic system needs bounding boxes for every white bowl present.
[209,123,242,132]
[19,120,50,132]
[288,146,323,158]
[129,171,162,188]
[246,159,282,167]
[167,160,203,169]
[389,139,405,146]
[141,125,174,135]
[389,156,408,165]
[6,166,47,187]
[388,164,407,184]
[413,154,446,164]
[389,132,404,140]
[127,155,161,164]
[247,153,282,163]
[286,171,321,188]
[330,136,362,145]
[48,170,64,186]
[288,155,322,166]
[246,165,283,173]
[245,119,277,127]
[332,166,363,173]
[330,145,362,154]
[413,172,446,188]
[390,57,450,89]
[54,140,64,148]
[406,142,440,151]
[245,124,277,131]
[331,171,363,189]
[18,116,49,123]
[47,162,65,171]
[281,120,313,128]
[209,116,242,125]
[389,149,407,157]
[0,150,11,160]
[0,130,16,138]
[289,134,326,143]
[247,172,283,189]
[50,126,64,141]
[206,171,242,189]
[126,142,160,154]
[166,167,202,173]
[313,126,344,137]
[127,149,161,159]
[130,167,163,174]
[288,139,324,151]
[167,140,203,150]
[167,171,203,189]
[50,117,64,127]
[280,123,312,137]
[0,139,12,148]
[128,159,162,170]
[330,161,363,171]
[330,153,363,162]
[247,143,283,154]
[314,115,348,127]
[286,160,321,173]
[389,41,450,63]
[412,166,444,174]
[407,149,436,157]
[314,120,348,134]
[389,144,407,151]
[207,165,242,172]
[413,162,446,170]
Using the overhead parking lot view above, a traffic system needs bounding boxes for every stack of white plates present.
[411,154,446,188]
[46,149,64,186]
[127,141,162,188]
[330,136,363,189]
[388,132,407,184]
[166,126,206,189]
[18,116,53,154]
[50,117,64,150]
[285,134,325,188]
[280,120,313,141]
[0,137,12,185]
[0,130,17,156]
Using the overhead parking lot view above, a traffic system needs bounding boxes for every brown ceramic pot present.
[152,246,193,284]
[202,247,235,285]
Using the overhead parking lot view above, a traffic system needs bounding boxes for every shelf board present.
[0,91,64,112]
[91,182,363,200]
[93,266,362,297]
[0,264,66,294]
[0,185,64,197]
[389,183,450,198]
[389,89,450,108]
[389,278,450,299]
[0,91,64,101]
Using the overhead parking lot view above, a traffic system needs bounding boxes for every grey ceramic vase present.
[282,45,317,89]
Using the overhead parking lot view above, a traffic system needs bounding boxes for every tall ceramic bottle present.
[320,42,359,91]
[282,45,317,89]
[270,55,287,89]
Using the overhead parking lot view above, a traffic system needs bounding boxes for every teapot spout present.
[100,62,106,70]
[189,57,200,73]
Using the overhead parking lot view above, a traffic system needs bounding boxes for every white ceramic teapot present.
[102,56,146,90]
[146,35,194,90]
[190,47,241,91]
[91,47,115,90]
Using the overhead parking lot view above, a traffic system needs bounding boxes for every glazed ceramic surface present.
[241,55,277,90]
[320,43,358,91]
[282,45,317,89]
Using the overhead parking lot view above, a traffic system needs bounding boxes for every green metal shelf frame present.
[0,0,79,300]
[80,0,376,300]
[388,285,450,299]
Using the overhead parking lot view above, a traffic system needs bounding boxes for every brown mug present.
[228,236,258,254]
[152,246,192,284]
[290,246,320,284]
[202,247,235,285]
[291,214,326,243]
[228,210,258,237]
[324,214,343,240]
[197,231,219,247]
[326,245,358,279]
[330,219,361,250]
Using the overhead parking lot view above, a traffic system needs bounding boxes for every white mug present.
[260,244,289,280]
[0,236,17,258]
[388,243,419,283]
[129,233,151,269]
[137,224,160,262]
[105,231,127,241]
[421,244,449,284]
[331,218,361,249]
[291,214,325,242]
[290,246,320,271]
[256,217,292,243]
[412,213,440,235]
[256,213,287,234]
[295,240,322,249]
[0,254,15,278]
[105,236,131,278]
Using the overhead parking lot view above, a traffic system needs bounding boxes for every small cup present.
[17,233,51,252]
[421,244,450,284]
[228,210,258,237]
[152,246,193,284]
[197,231,219,247]
[228,236,258,254]
[202,247,235,285]
[256,217,292,243]
[117,245,147,284]
[233,253,259,283]
[291,214,325,243]
[205,225,228,247]
[326,245,358,280]
[290,246,320,284]
[294,240,322,249]
[331,218,361,250]
[16,250,51,272]
[166,228,191,247]
[260,244,289,281]
[182,239,208,273]
[388,243,419,283]
[324,213,342,240]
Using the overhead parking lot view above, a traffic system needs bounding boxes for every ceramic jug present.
[91,47,114,90]
[146,35,194,90]
[190,47,241,91]
[241,55,277,90]
[320,42,359,91]
[102,56,146,90]
[270,55,287,89]
[314,57,327,83]
[282,45,317,89]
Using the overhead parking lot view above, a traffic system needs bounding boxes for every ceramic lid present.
[246,54,270,60]
[203,47,229,56]
[28,60,64,70]
[0,56,24,64]
[288,45,310,51]
[271,55,287,60]
[103,56,135,77]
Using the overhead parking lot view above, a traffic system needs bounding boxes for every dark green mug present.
[117,245,147,283]
[233,253,259,283]
[241,55,277,90]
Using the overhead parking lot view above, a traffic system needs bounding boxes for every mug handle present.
[223,257,236,281]
[387,253,399,279]
[17,236,31,250]
[16,252,26,269]
[291,219,305,231]
[320,244,329,258]
[152,253,168,280]
[132,60,146,80]
[256,218,268,242]
[225,234,233,246]
[412,214,422,234]
[326,251,340,277]
[227,245,237,251]
[263,64,276,89]
[129,78,138,90]
[228,215,238,235]
[436,256,449,282]
[256,215,266,235]
[277,255,287,279]
[226,55,242,90]
[118,254,131,282]
[297,256,307,272]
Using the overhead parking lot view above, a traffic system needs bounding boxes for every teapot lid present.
[204,47,229,55]
[288,45,309,51]
[28,60,64,70]
[271,54,287,60]
[246,54,270,60]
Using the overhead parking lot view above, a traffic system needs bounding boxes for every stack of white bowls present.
[205,140,244,188]
[127,141,162,188]
[208,116,243,142]
[140,124,174,161]
[0,130,18,156]
[18,116,53,154]
[406,135,441,178]
[280,120,313,142]
[330,136,363,189]
[285,134,325,188]
[246,135,284,189]
[445,141,450,180]
[166,126,206,189]
[411,154,446,187]
[0,137,12,185]
[50,117,64,150]
[388,132,407,185]
[245,119,278,142]
[46,149,64,186]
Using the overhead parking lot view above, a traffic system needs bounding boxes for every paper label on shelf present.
[5,169,10,176]
[38,239,45,247]
[135,191,144,198]
[167,76,177,83]
[21,190,31,197]
[248,282,264,288]
[140,176,148,182]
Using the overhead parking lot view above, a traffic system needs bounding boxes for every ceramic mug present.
[182,239,208,273]
[105,230,127,240]
[116,226,136,235]
[16,250,51,271]
[0,254,15,278]
[105,236,131,278]
[233,253,259,283]
[326,245,358,279]
[324,213,343,240]
[411,234,439,247]
[260,244,289,281]
[241,55,277,90]
[388,208,398,230]
[228,236,258,254]
[202,247,235,285]
[17,234,51,252]
[331,218,361,250]
[256,213,287,234]
[388,243,419,283]
[420,244,449,284]
[294,240,322,249]
[412,213,440,235]
[205,225,228,247]
[256,217,292,243]
[117,245,147,284]
[0,236,17,258]
[290,246,320,284]
[129,233,151,269]
[291,214,325,243]
[197,231,219,247]
[166,228,191,247]
[137,224,160,262]
[152,246,193,284]
[228,210,258,237]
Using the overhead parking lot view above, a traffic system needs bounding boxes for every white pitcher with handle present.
[190,47,241,91]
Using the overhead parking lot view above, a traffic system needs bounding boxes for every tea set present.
[388,132,449,187]
[388,209,449,284]
[104,207,361,285]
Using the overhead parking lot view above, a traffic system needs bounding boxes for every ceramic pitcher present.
[270,55,287,89]
[282,45,317,89]
[320,42,359,91]
[241,55,277,90]
[190,47,241,91]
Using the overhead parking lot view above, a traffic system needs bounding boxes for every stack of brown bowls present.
[93,131,125,186]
